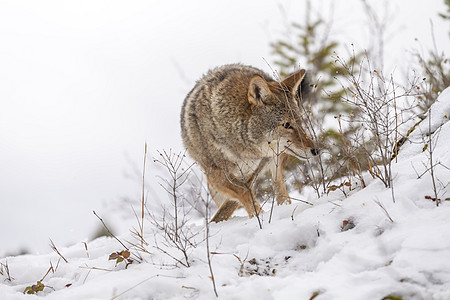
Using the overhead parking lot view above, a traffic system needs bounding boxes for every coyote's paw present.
[276,193,292,205]
[210,200,240,223]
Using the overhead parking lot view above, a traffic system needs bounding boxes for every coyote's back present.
[181,64,318,222]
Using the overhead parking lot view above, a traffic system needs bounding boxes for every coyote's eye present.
[283,122,293,129]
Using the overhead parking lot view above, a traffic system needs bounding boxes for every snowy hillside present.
[1,88,450,300]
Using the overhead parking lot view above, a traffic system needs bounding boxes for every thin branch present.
[93,210,129,251]
[205,194,219,297]
[49,239,68,263]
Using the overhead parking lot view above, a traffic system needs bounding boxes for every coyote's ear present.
[280,69,306,97]
[248,74,272,106]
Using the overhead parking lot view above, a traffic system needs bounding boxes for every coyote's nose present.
[311,148,320,156]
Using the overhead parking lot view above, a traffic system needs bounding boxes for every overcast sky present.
[0,0,448,255]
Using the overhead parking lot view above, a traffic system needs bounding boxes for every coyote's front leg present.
[269,153,292,205]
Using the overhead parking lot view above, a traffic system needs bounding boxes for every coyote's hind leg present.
[207,170,262,222]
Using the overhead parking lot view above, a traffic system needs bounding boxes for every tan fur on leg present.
[210,200,241,223]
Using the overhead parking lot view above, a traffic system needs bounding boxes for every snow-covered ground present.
[1,0,449,258]
[1,88,450,299]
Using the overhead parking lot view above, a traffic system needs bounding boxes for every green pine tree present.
[417,0,450,112]
[269,1,365,194]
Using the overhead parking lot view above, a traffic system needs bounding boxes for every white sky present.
[0,0,448,255]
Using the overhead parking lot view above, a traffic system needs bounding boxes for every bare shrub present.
[151,149,219,295]
[330,50,421,201]
[151,150,202,268]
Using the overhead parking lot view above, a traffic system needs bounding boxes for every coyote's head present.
[247,69,319,160]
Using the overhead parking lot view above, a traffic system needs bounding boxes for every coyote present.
[181,64,318,222]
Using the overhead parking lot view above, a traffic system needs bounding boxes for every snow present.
[1,88,450,299]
